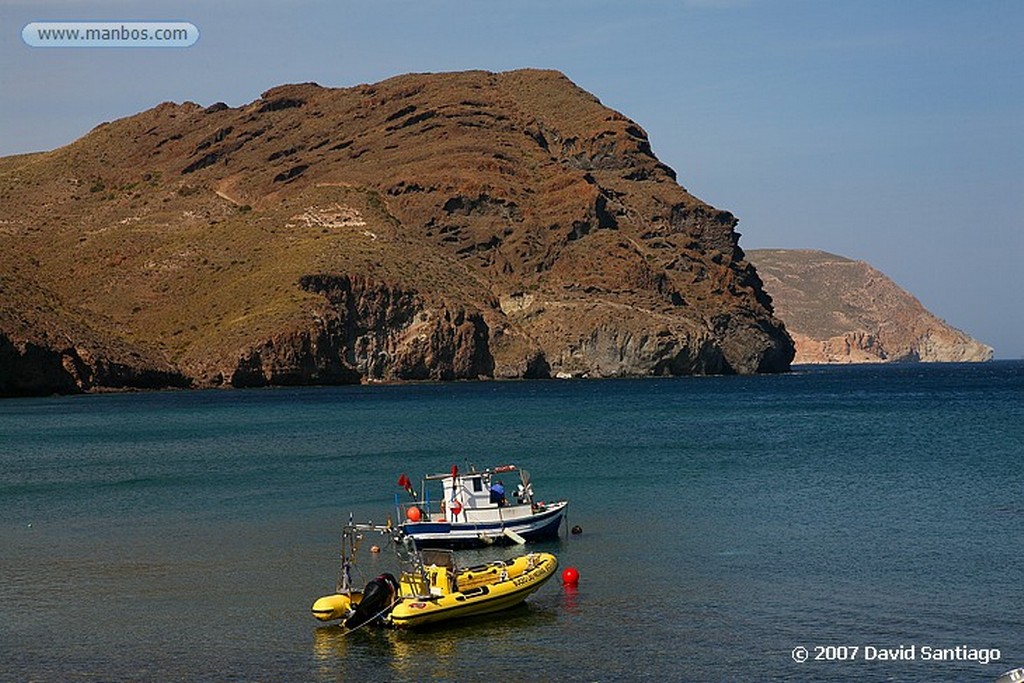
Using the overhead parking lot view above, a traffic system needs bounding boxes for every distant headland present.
[747,249,993,364]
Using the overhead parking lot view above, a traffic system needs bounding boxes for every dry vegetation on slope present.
[0,69,793,395]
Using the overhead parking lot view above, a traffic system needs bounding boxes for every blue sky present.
[3,0,1021,357]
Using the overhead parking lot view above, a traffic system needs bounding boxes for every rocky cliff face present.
[226,274,494,387]
[0,275,189,395]
[747,249,992,364]
[0,69,793,395]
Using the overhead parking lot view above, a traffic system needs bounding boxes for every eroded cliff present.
[747,249,992,364]
[0,69,793,395]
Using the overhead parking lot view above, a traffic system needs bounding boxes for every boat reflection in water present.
[312,602,559,680]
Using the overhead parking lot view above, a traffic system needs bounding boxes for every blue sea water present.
[1,362,1021,682]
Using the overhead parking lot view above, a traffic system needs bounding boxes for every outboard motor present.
[344,573,399,629]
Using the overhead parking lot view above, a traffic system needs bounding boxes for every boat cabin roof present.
[423,465,517,481]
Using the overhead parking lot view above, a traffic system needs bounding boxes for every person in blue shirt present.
[489,481,506,506]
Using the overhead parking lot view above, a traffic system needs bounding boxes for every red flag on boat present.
[397,473,415,498]
[450,465,459,503]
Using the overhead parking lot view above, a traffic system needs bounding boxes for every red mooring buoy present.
[562,566,580,586]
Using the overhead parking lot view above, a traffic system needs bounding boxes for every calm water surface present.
[1,363,1022,682]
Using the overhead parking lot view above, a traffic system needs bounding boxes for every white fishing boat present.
[394,464,569,549]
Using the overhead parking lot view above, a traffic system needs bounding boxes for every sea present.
[1,362,1021,683]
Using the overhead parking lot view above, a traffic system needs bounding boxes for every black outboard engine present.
[344,573,399,629]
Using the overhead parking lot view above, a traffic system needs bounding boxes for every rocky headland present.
[0,69,794,396]
[747,249,992,364]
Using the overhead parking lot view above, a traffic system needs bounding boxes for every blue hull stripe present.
[402,503,567,545]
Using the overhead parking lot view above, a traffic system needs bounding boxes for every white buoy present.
[995,668,1024,683]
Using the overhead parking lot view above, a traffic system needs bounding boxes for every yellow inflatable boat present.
[311,523,558,630]
[388,550,558,628]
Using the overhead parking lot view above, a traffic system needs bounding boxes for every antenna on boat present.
[518,468,534,505]
[337,515,356,593]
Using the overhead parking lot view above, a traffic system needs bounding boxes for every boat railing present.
[395,496,567,524]
[395,494,446,523]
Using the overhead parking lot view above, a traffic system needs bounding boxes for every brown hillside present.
[0,69,793,395]
[747,249,992,363]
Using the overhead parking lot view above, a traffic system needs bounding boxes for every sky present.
[2,0,1022,358]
